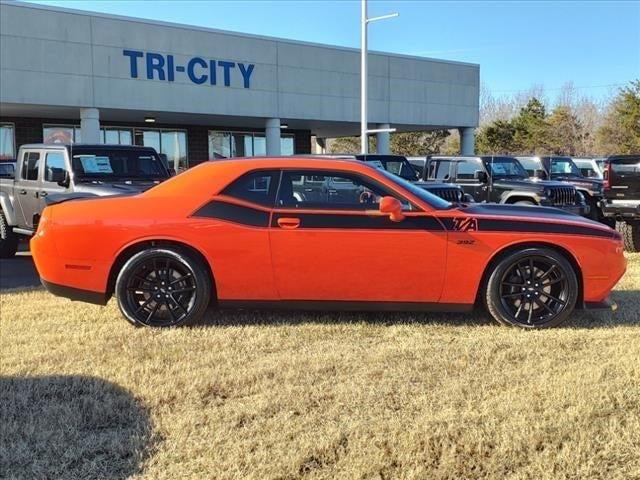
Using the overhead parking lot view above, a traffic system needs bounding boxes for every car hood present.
[492,178,574,190]
[452,203,615,238]
[73,180,160,196]
[414,181,460,190]
[553,176,604,192]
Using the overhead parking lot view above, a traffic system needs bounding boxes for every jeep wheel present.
[616,220,640,253]
[484,248,578,328]
[0,210,19,258]
[115,247,211,327]
[514,200,536,206]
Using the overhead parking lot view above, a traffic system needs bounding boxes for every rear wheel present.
[616,220,640,253]
[0,210,19,258]
[115,247,211,327]
[484,248,578,328]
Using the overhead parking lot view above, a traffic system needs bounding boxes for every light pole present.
[360,0,398,154]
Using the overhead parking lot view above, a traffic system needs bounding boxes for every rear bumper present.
[41,279,108,305]
[601,200,640,220]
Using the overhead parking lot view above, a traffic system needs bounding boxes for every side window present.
[431,160,451,180]
[221,170,280,207]
[456,160,480,180]
[278,170,403,210]
[44,152,66,183]
[21,152,40,181]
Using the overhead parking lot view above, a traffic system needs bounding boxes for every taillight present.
[603,163,611,190]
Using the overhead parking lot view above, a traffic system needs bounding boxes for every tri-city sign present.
[123,50,255,88]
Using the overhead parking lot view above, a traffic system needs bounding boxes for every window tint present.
[430,160,451,180]
[221,170,280,207]
[277,170,404,210]
[456,160,481,180]
[44,152,66,182]
[22,152,40,181]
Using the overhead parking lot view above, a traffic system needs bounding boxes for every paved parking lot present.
[0,246,40,290]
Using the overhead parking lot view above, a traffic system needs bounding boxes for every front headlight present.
[576,191,586,204]
[543,188,552,198]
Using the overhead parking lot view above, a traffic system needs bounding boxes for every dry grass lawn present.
[1,254,639,480]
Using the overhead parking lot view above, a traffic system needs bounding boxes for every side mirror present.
[474,170,488,183]
[379,196,405,222]
[533,169,547,180]
[168,168,177,177]
[48,168,69,187]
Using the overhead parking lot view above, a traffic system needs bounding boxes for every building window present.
[102,128,133,145]
[134,129,188,172]
[43,124,82,144]
[0,123,16,160]
[208,130,295,159]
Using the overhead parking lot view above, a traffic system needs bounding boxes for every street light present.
[361,0,398,154]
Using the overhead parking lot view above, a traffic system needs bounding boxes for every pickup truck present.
[600,154,640,252]
[0,143,171,258]
[516,156,605,221]
[423,155,589,216]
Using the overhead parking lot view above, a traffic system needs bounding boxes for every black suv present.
[516,156,604,220]
[305,154,470,204]
[600,154,640,251]
[423,155,589,216]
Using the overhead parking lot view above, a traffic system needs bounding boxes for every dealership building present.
[0,1,479,171]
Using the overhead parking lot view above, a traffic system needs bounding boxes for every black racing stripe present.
[272,213,444,230]
[477,218,612,238]
[192,200,270,227]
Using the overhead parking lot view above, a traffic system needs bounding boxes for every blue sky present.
[26,0,640,100]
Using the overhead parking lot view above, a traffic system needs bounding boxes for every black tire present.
[115,247,212,327]
[514,200,536,206]
[0,210,19,259]
[484,247,579,328]
[616,220,640,253]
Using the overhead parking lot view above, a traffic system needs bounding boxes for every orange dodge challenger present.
[31,157,626,329]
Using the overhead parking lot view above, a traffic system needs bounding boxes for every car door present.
[15,149,42,230]
[40,150,70,208]
[269,169,448,303]
[454,159,489,202]
[607,157,640,200]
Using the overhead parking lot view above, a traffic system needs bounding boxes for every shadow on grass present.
[199,290,640,329]
[0,376,156,480]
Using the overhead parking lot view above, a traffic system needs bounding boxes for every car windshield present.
[375,168,452,210]
[550,158,582,178]
[71,148,167,181]
[363,157,419,181]
[483,157,529,179]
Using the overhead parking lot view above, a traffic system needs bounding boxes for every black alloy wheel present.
[485,248,578,328]
[115,248,211,327]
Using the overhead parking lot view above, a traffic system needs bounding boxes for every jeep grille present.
[549,187,576,206]
[433,188,462,203]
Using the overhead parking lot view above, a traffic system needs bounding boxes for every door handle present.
[40,191,48,197]
[328,189,337,194]
[277,217,300,229]
[19,189,27,195]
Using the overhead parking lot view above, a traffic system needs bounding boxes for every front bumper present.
[581,297,618,312]
[41,279,109,305]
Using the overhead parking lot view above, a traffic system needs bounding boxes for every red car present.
[31,157,626,329]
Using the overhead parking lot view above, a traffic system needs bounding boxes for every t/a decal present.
[452,217,478,232]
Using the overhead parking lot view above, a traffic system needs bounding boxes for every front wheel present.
[484,248,578,328]
[115,247,212,327]
[514,200,536,206]
[0,210,19,258]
